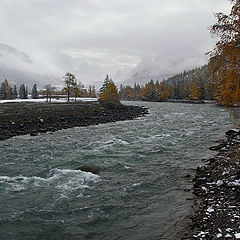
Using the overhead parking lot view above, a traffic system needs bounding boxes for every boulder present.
[225,129,240,137]
[77,165,101,174]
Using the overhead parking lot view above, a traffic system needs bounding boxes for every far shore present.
[121,99,215,104]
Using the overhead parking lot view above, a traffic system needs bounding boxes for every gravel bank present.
[0,101,148,141]
[182,128,240,239]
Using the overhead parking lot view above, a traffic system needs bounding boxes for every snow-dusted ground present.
[0,98,98,104]
[190,129,240,239]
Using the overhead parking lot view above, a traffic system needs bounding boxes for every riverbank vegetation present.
[99,75,120,105]
[119,65,213,102]
[209,0,240,107]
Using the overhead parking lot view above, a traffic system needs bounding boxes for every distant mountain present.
[121,63,210,88]
[0,43,33,65]
[122,68,169,87]
[0,43,61,88]
[163,65,210,86]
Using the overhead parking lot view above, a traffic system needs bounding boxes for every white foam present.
[116,139,130,145]
[0,169,100,194]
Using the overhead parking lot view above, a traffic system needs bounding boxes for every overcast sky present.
[0,0,231,84]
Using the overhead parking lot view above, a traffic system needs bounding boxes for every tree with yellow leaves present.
[99,75,120,104]
[189,82,201,100]
[209,0,240,106]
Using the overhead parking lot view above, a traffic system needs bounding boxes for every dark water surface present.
[0,102,237,240]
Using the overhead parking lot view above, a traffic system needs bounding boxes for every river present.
[0,101,237,240]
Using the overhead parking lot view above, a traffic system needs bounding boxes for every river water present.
[0,102,237,240]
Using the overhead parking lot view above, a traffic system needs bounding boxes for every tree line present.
[0,80,36,100]
[0,72,97,101]
[1,0,239,107]
[119,65,214,102]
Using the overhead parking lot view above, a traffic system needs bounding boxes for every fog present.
[0,0,231,85]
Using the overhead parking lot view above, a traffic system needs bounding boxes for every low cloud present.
[0,0,231,84]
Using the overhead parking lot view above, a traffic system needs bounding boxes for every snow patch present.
[207,207,214,213]
[235,233,240,239]
[0,98,97,104]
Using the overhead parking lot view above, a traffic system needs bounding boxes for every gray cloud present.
[0,0,231,84]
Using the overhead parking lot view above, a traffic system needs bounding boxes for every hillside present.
[163,65,210,86]
[119,65,213,101]
[0,43,61,88]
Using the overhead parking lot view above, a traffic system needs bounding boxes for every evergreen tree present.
[9,87,14,99]
[13,85,18,99]
[19,84,27,99]
[25,87,28,98]
[0,82,4,100]
[99,75,110,95]
[31,84,39,99]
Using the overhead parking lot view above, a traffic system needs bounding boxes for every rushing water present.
[0,102,237,240]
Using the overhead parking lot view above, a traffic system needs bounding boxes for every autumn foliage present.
[189,82,201,100]
[209,0,240,106]
[98,75,120,104]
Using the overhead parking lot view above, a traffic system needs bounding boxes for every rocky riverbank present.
[0,101,148,141]
[182,128,240,239]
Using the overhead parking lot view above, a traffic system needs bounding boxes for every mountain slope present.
[0,43,61,88]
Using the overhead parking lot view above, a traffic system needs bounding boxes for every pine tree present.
[0,82,4,100]
[99,75,110,95]
[31,84,39,99]
[9,87,14,99]
[19,84,27,99]
[13,85,18,99]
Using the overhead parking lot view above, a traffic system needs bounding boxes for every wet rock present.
[225,129,240,137]
[77,165,101,174]
[184,125,240,240]
[209,143,226,151]
[183,174,191,179]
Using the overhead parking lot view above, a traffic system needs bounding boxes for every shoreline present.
[121,99,214,104]
[0,102,148,141]
[182,128,240,239]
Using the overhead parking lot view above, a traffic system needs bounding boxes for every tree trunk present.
[67,87,70,102]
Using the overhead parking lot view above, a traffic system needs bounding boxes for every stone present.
[78,165,101,174]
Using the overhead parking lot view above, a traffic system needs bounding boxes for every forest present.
[119,65,214,102]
